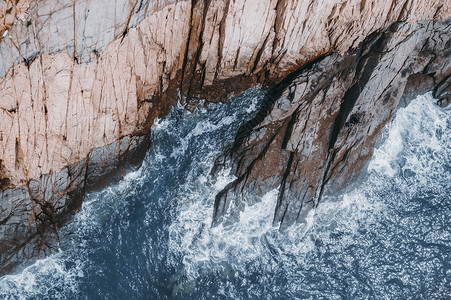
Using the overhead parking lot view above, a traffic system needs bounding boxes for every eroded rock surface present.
[213,19,451,229]
[0,0,450,273]
[0,0,30,38]
[0,134,149,274]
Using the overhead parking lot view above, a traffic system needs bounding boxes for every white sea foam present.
[0,254,83,299]
[1,92,449,298]
[368,93,449,178]
[167,92,450,297]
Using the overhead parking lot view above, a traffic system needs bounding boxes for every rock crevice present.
[0,0,450,273]
[213,18,451,230]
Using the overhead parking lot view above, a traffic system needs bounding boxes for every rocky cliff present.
[0,0,450,274]
[213,19,451,229]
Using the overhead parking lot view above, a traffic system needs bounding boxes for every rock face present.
[212,19,451,229]
[0,0,450,273]
[0,134,150,274]
[0,0,30,39]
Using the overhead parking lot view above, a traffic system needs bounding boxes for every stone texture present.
[0,0,450,273]
[213,18,451,229]
[1,0,449,190]
[0,134,149,275]
[0,0,31,38]
[0,2,192,188]
[0,0,179,76]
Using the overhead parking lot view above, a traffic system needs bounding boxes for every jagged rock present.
[0,134,148,275]
[0,0,450,273]
[213,19,451,229]
[1,0,448,187]
[434,75,451,107]
[0,0,30,38]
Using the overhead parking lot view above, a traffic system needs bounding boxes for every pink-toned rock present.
[0,0,30,36]
[0,0,449,273]
[1,0,449,189]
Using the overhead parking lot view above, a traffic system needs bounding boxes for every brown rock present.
[0,0,450,273]
[213,19,451,229]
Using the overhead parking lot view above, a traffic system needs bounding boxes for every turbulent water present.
[0,91,450,299]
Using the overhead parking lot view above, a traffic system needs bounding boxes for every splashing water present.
[0,92,449,299]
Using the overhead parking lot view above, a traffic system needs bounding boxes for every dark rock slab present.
[0,134,150,275]
[213,18,451,230]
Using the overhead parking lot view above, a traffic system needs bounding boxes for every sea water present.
[0,92,449,299]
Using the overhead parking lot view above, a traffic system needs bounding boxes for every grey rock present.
[0,134,150,275]
[213,19,451,229]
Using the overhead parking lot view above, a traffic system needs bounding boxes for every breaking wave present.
[0,92,449,299]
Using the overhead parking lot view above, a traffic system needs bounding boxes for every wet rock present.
[0,134,149,275]
[213,18,451,229]
[399,73,435,108]
[0,0,450,274]
[434,75,451,107]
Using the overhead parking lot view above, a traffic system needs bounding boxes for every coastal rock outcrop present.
[212,19,451,229]
[0,0,450,273]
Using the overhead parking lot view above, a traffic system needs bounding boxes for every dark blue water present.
[0,92,450,299]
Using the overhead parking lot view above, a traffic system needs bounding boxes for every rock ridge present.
[212,18,451,229]
[0,0,450,273]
